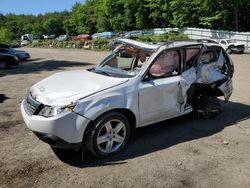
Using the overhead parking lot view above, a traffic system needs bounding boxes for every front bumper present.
[33,131,82,149]
[18,53,30,60]
[230,47,245,53]
[21,100,90,149]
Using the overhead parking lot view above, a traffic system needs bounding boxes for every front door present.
[138,49,183,126]
[139,76,182,126]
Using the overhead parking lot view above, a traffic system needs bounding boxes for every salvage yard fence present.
[147,27,250,49]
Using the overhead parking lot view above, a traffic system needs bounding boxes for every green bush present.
[29,38,113,51]
[28,33,189,50]
[92,38,112,50]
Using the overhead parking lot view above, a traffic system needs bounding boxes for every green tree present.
[0,27,14,44]
[64,1,98,34]
[146,0,172,28]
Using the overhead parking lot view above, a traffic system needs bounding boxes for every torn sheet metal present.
[177,67,197,112]
[118,38,160,52]
[181,67,197,85]
[196,50,227,84]
[218,79,233,102]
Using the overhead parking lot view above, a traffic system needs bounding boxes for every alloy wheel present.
[96,119,126,153]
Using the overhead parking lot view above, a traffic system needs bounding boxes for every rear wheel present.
[193,96,222,118]
[86,111,130,158]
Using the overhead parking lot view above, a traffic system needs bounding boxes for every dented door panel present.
[139,76,182,126]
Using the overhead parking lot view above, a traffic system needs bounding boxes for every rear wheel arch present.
[187,83,222,118]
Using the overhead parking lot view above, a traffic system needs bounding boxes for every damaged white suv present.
[21,39,234,157]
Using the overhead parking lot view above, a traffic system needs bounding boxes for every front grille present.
[24,93,43,115]
[236,45,245,49]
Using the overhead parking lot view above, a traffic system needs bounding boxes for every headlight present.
[38,106,65,117]
[38,102,76,118]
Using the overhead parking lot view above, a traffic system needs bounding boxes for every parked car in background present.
[100,31,116,38]
[0,53,19,70]
[218,39,245,54]
[0,46,30,61]
[92,33,101,39]
[21,34,33,47]
[42,34,56,39]
[73,34,92,41]
[21,34,33,41]
[167,30,180,35]
[124,30,144,38]
[21,39,234,158]
[20,40,30,47]
[124,30,155,38]
[118,31,127,38]
[196,38,218,44]
[55,35,71,41]
[92,32,116,39]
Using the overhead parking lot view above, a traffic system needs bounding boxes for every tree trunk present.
[234,6,239,31]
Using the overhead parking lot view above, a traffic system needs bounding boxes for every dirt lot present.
[0,48,249,188]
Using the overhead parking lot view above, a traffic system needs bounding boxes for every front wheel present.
[0,61,7,70]
[86,111,130,158]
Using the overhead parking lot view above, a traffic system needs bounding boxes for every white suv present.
[21,39,234,158]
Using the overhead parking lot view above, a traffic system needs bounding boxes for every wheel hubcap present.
[97,119,126,153]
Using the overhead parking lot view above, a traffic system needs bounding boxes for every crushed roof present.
[118,38,221,52]
[118,38,161,52]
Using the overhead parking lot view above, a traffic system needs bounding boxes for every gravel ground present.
[0,47,249,188]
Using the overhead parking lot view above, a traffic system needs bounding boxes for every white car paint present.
[21,100,90,143]
[30,70,128,106]
[21,39,234,149]
[218,39,245,53]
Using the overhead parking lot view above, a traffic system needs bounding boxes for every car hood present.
[14,50,29,55]
[30,70,128,106]
[0,52,15,58]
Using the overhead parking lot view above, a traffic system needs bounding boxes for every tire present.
[226,48,232,54]
[0,61,7,70]
[193,96,222,118]
[86,111,130,158]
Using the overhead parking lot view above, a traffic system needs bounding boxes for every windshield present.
[93,45,151,78]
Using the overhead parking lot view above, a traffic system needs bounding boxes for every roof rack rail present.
[171,38,218,44]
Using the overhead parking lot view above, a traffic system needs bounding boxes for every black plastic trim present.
[33,131,82,150]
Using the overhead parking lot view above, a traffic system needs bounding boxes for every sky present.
[0,0,83,15]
